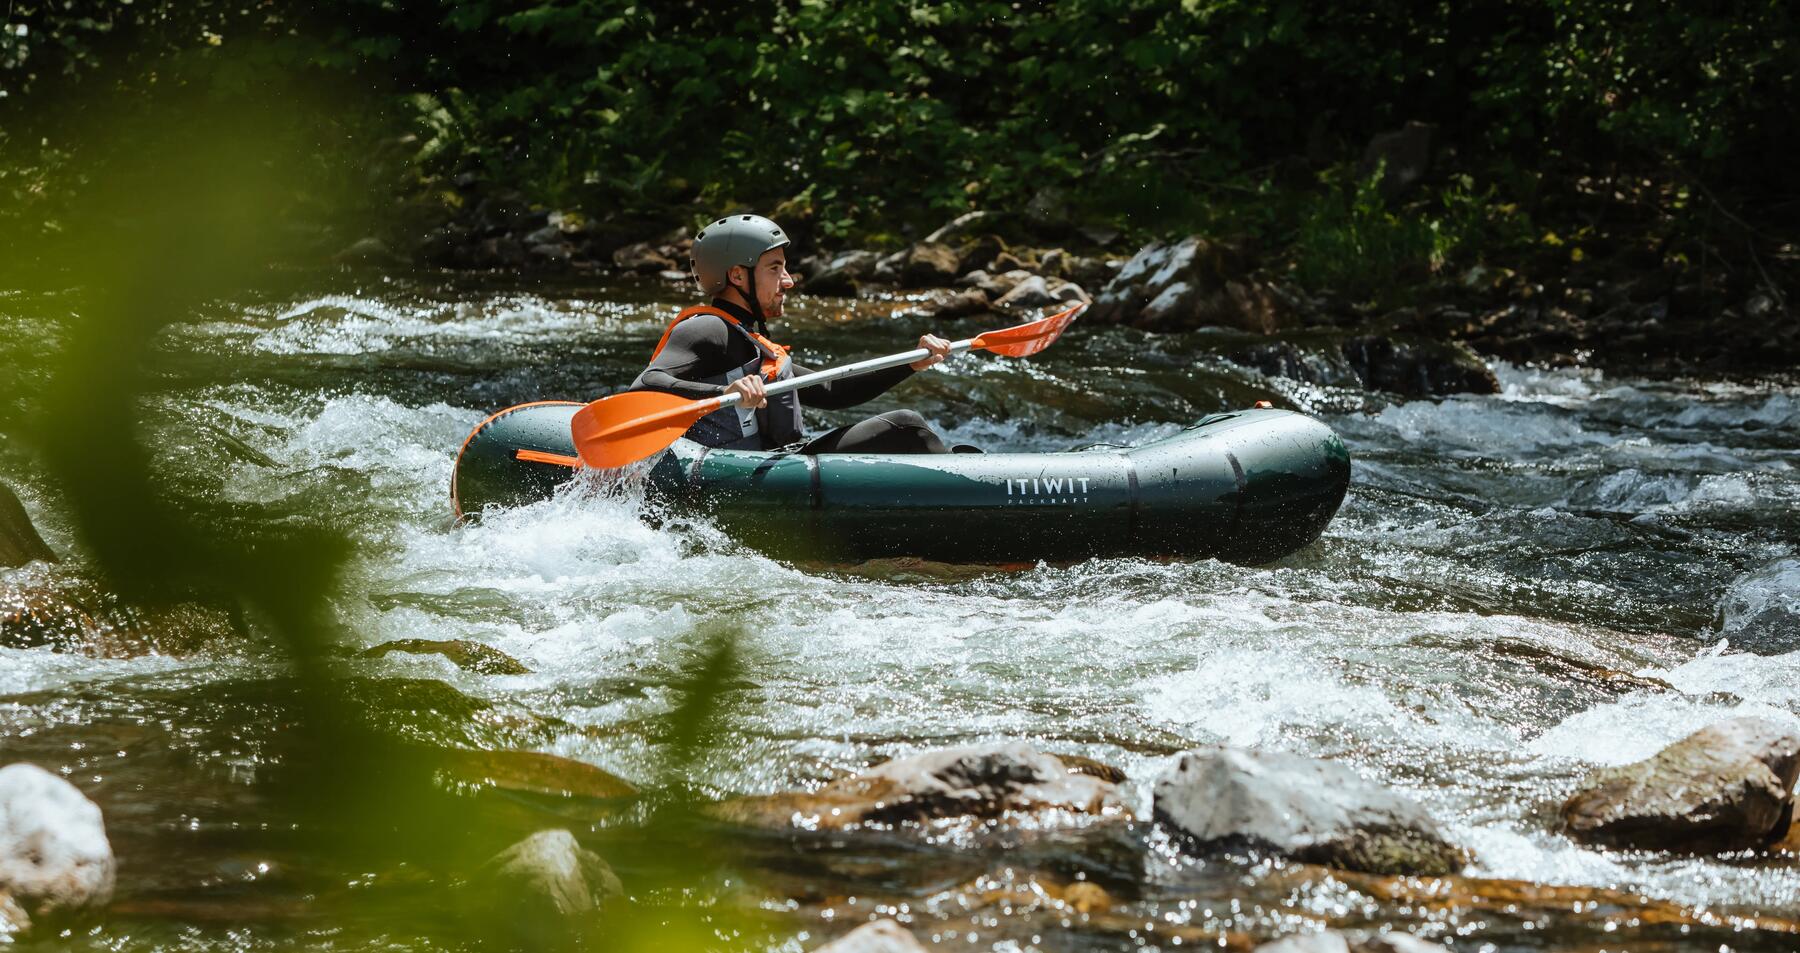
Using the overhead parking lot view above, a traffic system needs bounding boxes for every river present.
[2,273,1798,951]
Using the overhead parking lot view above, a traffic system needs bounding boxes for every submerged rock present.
[813,919,929,952]
[463,829,621,947]
[0,763,115,936]
[1339,336,1499,397]
[1561,715,1800,852]
[0,482,56,568]
[1152,746,1464,876]
[362,638,530,675]
[714,742,1126,832]
[433,749,638,801]
[1089,237,1286,333]
[1255,932,1449,953]
[1716,558,1800,654]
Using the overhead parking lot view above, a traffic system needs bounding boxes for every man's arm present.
[789,362,915,409]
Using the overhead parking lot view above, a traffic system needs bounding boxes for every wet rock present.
[953,233,1008,274]
[1716,558,1800,654]
[901,287,990,321]
[1358,121,1434,199]
[1054,754,1127,784]
[0,763,115,935]
[1255,934,1350,953]
[473,190,542,232]
[0,482,56,568]
[612,241,677,274]
[433,749,638,801]
[994,275,1090,315]
[1153,746,1464,876]
[1061,881,1113,914]
[2,563,244,658]
[896,242,961,287]
[923,210,1008,245]
[1561,715,1800,852]
[362,639,530,675]
[802,250,880,297]
[333,236,399,264]
[1340,336,1499,397]
[1255,933,1449,953]
[475,235,528,269]
[715,742,1126,831]
[1229,340,1364,389]
[529,243,572,264]
[464,829,621,947]
[1089,237,1287,333]
[957,268,1032,300]
[987,250,1033,274]
[814,918,929,952]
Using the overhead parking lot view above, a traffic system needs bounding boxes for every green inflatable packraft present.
[452,403,1351,564]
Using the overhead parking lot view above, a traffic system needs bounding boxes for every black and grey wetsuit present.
[628,298,947,454]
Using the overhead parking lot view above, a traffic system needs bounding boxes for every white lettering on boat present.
[1003,476,1093,504]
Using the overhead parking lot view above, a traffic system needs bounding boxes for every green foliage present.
[1294,167,1532,304]
[4,0,1791,254]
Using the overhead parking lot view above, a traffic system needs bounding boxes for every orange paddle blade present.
[571,390,719,469]
[971,302,1084,357]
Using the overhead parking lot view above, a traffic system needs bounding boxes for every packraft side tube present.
[451,404,1350,564]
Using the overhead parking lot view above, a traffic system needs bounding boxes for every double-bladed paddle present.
[571,302,1084,469]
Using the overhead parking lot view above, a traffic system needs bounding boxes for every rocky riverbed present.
[2,269,1799,950]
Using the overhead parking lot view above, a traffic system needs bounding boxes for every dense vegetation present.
[4,1,1796,295]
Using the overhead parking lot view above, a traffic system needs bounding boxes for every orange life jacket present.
[650,304,791,380]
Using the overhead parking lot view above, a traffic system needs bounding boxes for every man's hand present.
[910,333,953,370]
[723,374,767,409]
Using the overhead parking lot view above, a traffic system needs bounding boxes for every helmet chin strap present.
[739,267,769,335]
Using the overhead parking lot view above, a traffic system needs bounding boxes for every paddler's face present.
[733,249,794,317]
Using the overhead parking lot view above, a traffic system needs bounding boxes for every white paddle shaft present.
[712,336,978,409]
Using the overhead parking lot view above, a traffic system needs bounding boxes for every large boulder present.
[1152,746,1463,876]
[1561,716,1800,852]
[0,764,115,936]
[1716,558,1800,654]
[714,742,1126,831]
[462,829,622,947]
[813,919,930,952]
[1088,237,1286,333]
[0,482,55,569]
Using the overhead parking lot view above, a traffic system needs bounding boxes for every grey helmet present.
[690,214,790,295]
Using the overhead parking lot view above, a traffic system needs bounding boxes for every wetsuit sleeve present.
[636,317,734,400]
[789,361,915,410]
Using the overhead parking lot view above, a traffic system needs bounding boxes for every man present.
[628,214,957,454]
